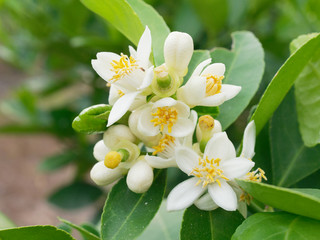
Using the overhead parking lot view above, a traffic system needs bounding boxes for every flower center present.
[204,74,224,97]
[190,156,229,188]
[150,107,178,133]
[110,53,138,83]
[152,134,175,155]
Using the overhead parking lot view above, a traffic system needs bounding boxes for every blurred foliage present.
[0,0,319,222]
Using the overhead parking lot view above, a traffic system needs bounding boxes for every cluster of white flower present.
[89,27,266,213]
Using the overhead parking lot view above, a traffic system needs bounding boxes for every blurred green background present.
[0,0,319,226]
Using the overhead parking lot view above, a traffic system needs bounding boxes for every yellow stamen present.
[104,151,122,169]
[150,107,178,133]
[246,168,268,182]
[109,53,138,83]
[204,74,224,97]
[190,156,228,188]
[118,90,125,97]
[152,134,175,155]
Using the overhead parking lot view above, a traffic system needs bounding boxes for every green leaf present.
[49,182,103,209]
[180,206,244,240]
[101,169,167,240]
[0,212,15,230]
[251,33,320,135]
[38,151,77,172]
[126,0,170,65]
[270,89,320,187]
[232,212,320,240]
[211,31,264,130]
[236,179,320,221]
[72,104,112,134]
[291,33,320,147]
[137,200,183,240]
[0,225,75,240]
[192,106,220,119]
[184,50,211,84]
[59,218,100,240]
[81,0,169,65]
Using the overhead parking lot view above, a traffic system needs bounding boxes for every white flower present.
[91,26,154,126]
[126,156,154,193]
[145,110,198,169]
[177,59,241,107]
[135,97,195,138]
[167,131,254,212]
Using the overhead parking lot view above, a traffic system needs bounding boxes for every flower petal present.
[190,58,212,79]
[92,52,120,81]
[240,121,256,159]
[168,118,194,138]
[220,84,241,101]
[175,147,199,175]
[107,91,139,127]
[204,132,236,162]
[93,140,109,161]
[178,76,206,106]
[145,155,177,169]
[153,97,177,108]
[137,105,160,137]
[174,100,191,118]
[199,93,226,106]
[208,180,237,211]
[137,26,152,69]
[221,157,255,179]
[126,160,153,193]
[201,63,225,76]
[194,193,219,211]
[108,85,121,106]
[138,66,154,90]
[90,161,124,186]
[167,177,206,211]
[129,45,137,58]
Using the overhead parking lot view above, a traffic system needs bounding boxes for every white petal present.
[145,155,177,169]
[153,97,177,108]
[137,26,152,69]
[221,157,255,180]
[126,160,154,193]
[208,180,237,211]
[178,76,206,106]
[241,121,256,159]
[183,110,198,147]
[168,118,194,138]
[93,140,109,161]
[90,161,124,186]
[174,100,191,118]
[108,85,121,106]
[220,84,241,101]
[138,66,154,90]
[103,124,136,149]
[204,132,236,162]
[167,177,206,211]
[175,147,199,175]
[107,92,139,127]
[164,32,193,77]
[129,45,137,58]
[190,58,212,79]
[201,63,225,76]
[194,193,219,211]
[92,52,120,81]
[137,106,160,137]
[199,93,226,107]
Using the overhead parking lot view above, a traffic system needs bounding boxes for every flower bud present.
[93,140,110,161]
[90,161,125,186]
[126,158,154,193]
[164,32,193,77]
[196,116,222,152]
[103,124,137,148]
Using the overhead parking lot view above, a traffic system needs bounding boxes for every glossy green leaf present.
[126,0,170,65]
[184,50,211,84]
[232,212,320,240]
[290,33,320,147]
[211,31,264,129]
[72,104,111,134]
[49,182,103,209]
[59,218,100,240]
[137,200,183,240]
[80,0,144,45]
[101,170,167,240]
[251,33,320,135]
[180,206,244,240]
[0,212,15,230]
[270,90,320,187]
[38,151,77,172]
[0,226,75,240]
[236,179,320,220]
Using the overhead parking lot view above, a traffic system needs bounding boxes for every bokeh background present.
[0,0,319,227]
